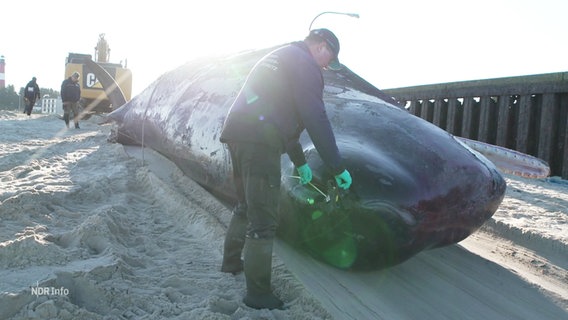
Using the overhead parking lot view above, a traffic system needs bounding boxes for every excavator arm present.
[84,58,127,109]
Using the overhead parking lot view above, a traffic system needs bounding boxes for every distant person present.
[61,72,82,129]
[23,77,40,116]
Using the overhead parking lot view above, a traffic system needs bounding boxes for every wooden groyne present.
[383,72,568,179]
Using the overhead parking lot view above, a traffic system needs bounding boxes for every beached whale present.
[108,47,508,270]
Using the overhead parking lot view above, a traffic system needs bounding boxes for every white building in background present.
[40,97,63,114]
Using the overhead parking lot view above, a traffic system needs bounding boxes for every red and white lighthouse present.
[0,55,5,89]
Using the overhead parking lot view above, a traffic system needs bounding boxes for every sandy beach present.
[1,111,567,319]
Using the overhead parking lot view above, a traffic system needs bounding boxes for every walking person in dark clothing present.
[61,72,82,129]
[219,28,352,310]
[23,77,41,116]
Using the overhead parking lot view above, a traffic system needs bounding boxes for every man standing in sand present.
[23,77,41,116]
[219,28,352,310]
[61,72,82,129]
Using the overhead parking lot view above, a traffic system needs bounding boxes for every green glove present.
[297,164,312,185]
[334,169,352,190]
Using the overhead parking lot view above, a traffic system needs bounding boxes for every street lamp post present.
[309,11,360,31]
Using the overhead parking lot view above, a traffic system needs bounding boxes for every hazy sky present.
[2,0,567,96]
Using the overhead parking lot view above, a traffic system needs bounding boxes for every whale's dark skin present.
[109,46,506,271]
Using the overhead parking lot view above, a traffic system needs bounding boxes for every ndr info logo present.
[31,282,69,297]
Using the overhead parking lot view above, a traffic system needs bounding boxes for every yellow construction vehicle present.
[64,33,132,113]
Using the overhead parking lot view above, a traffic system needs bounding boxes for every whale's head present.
[278,98,506,270]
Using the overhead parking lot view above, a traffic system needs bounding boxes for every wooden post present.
[461,97,478,139]
[409,100,420,117]
[516,94,532,153]
[562,95,568,178]
[478,96,496,143]
[446,98,462,136]
[433,99,448,130]
[496,95,512,148]
[537,93,558,164]
[563,123,568,178]
[421,100,434,122]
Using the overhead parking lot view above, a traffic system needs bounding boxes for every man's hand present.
[297,164,312,185]
[334,170,352,190]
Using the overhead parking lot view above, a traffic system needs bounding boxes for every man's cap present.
[309,28,341,70]
[72,72,80,79]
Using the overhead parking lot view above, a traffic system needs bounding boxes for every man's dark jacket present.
[60,77,81,103]
[24,80,40,102]
[220,41,344,174]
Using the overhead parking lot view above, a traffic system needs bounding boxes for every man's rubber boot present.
[242,238,284,310]
[221,213,247,274]
[64,113,70,128]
